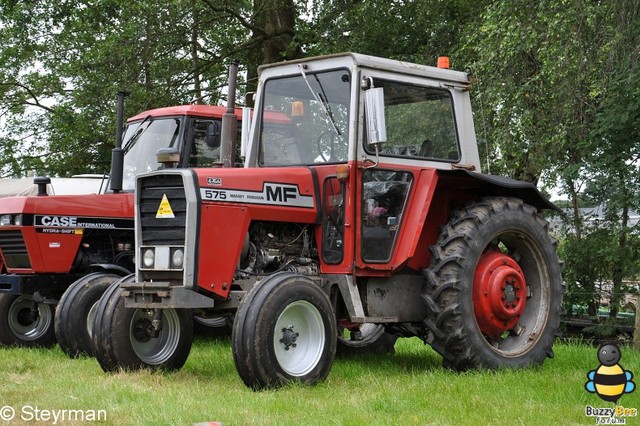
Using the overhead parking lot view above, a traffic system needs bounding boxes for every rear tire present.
[92,275,193,372]
[0,293,56,347]
[55,272,119,357]
[232,272,337,390]
[423,197,563,370]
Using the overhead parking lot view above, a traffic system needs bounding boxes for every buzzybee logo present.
[584,343,637,424]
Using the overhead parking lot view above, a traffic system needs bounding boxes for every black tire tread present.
[231,272,337,390]
[422,196,564,370]
[55,272,119,358]
[92,274,193,372]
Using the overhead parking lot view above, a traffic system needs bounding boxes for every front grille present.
[139,174,187,245]
[0,230,31,268]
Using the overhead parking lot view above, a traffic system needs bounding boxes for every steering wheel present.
[316,130,339,162]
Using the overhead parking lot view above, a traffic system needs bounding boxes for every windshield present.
[258,69,351,166]
[120,118,181,190]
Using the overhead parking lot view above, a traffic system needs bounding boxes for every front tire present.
[55,272,119,357]
[0,294,56,347]
[423,197,563,370]
[232,272,337,390]
[337,323,397,356]
[92,275,193,372]
[193,313,232,338]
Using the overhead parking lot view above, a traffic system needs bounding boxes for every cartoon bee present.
[585,343,636,403]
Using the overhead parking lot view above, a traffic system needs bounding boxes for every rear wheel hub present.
[473,249,527,339]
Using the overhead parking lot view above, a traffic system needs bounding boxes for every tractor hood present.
[194,166,321,224]
[0,193,134,226]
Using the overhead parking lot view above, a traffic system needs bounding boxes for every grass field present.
[0,338,638,425]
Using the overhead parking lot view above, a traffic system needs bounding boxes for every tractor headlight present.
[0,215,12,226]
[139,246,184,270]
[142,248,155,268]
[13,214,22,226]
[171,248,184,269]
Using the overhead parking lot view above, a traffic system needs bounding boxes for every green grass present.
[1,338,638,425]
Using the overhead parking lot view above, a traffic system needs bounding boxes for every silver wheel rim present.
[7,296,52,341]
[130,309,181,365]
[86,301,99,340]
[274,300,325,377]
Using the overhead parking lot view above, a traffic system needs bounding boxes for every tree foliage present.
[0,0,248,176]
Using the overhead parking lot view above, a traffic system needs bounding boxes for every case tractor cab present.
[94,53,563,389]
[0,99,241,353]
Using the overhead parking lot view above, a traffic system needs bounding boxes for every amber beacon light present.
[437,56,450,69]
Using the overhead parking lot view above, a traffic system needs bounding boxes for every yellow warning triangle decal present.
[156,194,175,218]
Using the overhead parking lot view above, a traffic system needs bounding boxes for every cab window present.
[365,80,460,162]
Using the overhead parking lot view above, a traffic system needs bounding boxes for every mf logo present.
[265,184,298,203]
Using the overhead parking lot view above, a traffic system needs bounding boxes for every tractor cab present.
[111,105,241,192]
[241,53,481,272]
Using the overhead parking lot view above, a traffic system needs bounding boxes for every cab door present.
[355,75,462,272]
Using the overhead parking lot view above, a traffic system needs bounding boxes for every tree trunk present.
[190,0,202,104]
[609,197,629,321]
[246,0,302,96]
[634,298,639,351]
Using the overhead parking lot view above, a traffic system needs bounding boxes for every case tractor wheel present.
[423,197,563,370]
[337,322,397,356]
[92,275,193,372]
[232,272,337,390]
[55,272,120,358]
[0,293,56,347]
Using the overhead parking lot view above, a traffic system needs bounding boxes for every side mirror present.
[206,121,221,148]
[364,87,387,146]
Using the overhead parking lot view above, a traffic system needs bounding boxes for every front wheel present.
[232,272,337,390]
[423,197,563,370]
[0,294,56,347]
[92,275,193,372]
[337,323,397,356]
[55,272,119,357]
[193,313,232,338]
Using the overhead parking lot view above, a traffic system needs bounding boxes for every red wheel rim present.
[473,249,527,339]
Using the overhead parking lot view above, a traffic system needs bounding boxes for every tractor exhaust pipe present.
[220,59,240,168]
[109,91,129,192]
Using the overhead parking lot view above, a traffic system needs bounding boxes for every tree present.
[588,67,640,320]
[302,0,488,65]
[561,228,615,318]
[463,0,607,185]
[0,0,245,177]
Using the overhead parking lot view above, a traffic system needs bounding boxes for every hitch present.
[150,309,163,338]
[29,300,39,322]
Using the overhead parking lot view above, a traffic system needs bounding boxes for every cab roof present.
[127,105,243,122]
[258,52,471,86]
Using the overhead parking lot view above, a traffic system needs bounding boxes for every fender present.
[90,263,132,276]
[371,168,558,274]
[438,169,559,212]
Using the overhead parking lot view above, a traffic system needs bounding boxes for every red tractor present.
[0,96,241,354]
[94,53,563,389]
